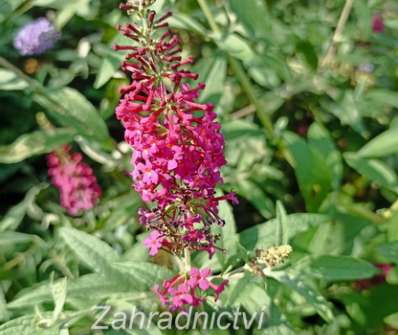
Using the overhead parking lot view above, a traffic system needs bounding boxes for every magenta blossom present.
[143,230,165,256]
[187,267,211,290]
[153,267,228,311]
[115,2,237,257]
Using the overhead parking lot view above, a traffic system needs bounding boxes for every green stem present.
[229,57,274,135]
[197,0,220,33]
[184,248,191,271]
[321,0,354,67]
[338,200,383,225]
[196,0,274,137]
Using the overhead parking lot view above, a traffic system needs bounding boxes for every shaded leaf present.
[378,242,398,265]
[240,213,329,250]
[310,255,379,281]
[0,185,46,232]
[34,87,109,141]
[344,153,398,193]
[268,271,333,322]
[0,129,75,164]
[284,130,334,211]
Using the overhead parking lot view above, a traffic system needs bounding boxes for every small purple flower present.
[14,18,59,56]
[187,268,211,290]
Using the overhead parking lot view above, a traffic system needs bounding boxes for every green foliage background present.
[0,0,398,334]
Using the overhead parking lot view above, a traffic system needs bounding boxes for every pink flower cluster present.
[115,2,237,257]
[153,267,228,311]
[372,14,384,33]
[47,146,101,216]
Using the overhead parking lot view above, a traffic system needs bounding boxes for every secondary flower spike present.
[14,18,59,56]
[115,1,237,257]
[47,146,101,216]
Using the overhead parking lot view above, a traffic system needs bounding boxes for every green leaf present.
[0,0,26,22]
[240,214,329,250]
[0,315,58,335]
[307,123,342,189]
[0,129,75,164]
[59,227,119,273]
[358,128,398,158]
[223,274,270,314]
[76,136,117,168]
[0,185,46,232]
[0,288,9,323]
[344,153,398,194]
[386,267,398,285]
[276,201,288,245]
[94,58,120,89]
[336,283,398,329]
[216,34,254,62]
[8,274,116,309]
[199,56,227,105]
[236,179,274,219]
[9,274,126,310]
[385,312,398,329]
[109,261,173,291]
[223,120,264,140]
[0,202,26,233]
[310,256,379,281]
[268,271,333,322]
[51,277,67,322]
[0,232,35,250]
[366,89,398,108]
[214,200,239,266]
[284,129,335,211]
[258,325,296,335]
[296,40,318,71]
[169,14,207,36]
[34,87,109,141]
[0,69,28,90]
[9,263,171,310]
[324,91,366,135]
[378,242,398,265]
[54,0,91,27]
[229,0,270,38]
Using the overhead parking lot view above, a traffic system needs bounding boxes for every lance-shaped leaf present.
[59,227,119,273]
[0,129,75,164]
[309,256,379,281]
